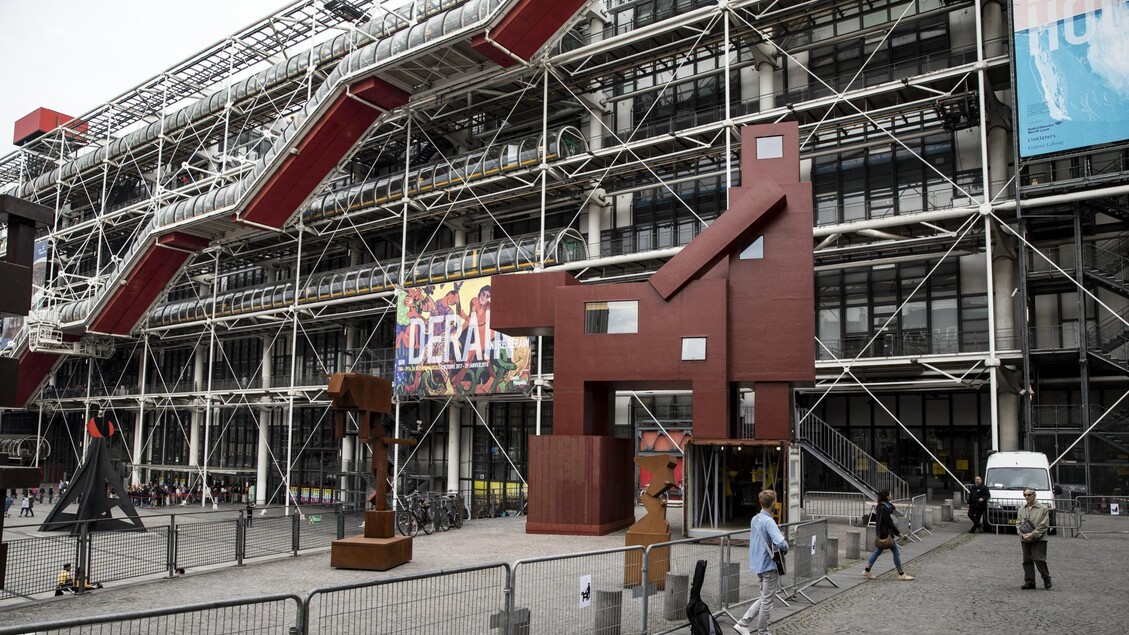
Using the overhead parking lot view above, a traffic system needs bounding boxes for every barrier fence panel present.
[172,518,238,570]
[641,536,725,634]
[512,546,646,635]
[905,495,929,541]
[0,533,78,598]
[802,492,869,525]
[305,563,509,634]
[0,594,303,635]
[243,514,296,560]
[784,520,838,603]
[1075,495,1129,536]
[87,525,170,587]
[296,506,342,551]
[986,498,1079,534]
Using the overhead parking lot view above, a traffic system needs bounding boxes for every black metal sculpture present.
[41,411,144,534]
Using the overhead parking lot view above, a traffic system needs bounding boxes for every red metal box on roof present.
[13,108,88,146]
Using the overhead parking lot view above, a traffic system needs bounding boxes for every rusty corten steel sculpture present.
[625,454,678,587]
[326,372,416,570]
[326,372,416,510]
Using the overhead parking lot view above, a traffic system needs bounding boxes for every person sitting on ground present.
[72,566,104,591]
[55,563,75,595]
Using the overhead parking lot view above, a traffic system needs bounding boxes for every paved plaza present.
[0,500,1125,633]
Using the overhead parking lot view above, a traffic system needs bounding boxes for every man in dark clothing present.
[967,475,991,532]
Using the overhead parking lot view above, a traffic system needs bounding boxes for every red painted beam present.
[472,0,588,67]
[89,246,194,335]
[237,77,409,229]
[15,349,61,407]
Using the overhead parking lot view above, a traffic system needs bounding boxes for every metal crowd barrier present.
[640,534,726,634]
[2,518,842,634]
[306,563,510,634]
[802,491,870,525]
[903,494,931,542]
[985,498,1080,536]
[0,594,303,635]
[781,520,838,603]
[511,545,647,634]
[1074,495,1129,537]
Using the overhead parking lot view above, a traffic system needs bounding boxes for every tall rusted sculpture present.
[625,455,678,587]
[326,372,416,570]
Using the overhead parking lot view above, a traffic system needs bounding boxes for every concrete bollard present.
[826,537,839,569]
[942,502,953,522]
[663,574,689,621]
[721,563,741,605]
[594,589,623,635]
[865,524,877,548]
[924,508,934,530]
[845,530,861,560]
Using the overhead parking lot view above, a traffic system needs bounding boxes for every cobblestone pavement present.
[771,530,1127,635]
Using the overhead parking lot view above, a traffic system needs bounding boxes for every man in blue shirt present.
[734,489,788,635]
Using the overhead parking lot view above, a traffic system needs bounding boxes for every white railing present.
[795,409,909,501]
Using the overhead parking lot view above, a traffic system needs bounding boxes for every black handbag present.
[1018,519,1035,534]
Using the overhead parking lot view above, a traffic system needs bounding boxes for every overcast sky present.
[0,0,291,157]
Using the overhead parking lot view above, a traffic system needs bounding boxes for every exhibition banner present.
[1014,0,1129,157]
[394,277,531,397]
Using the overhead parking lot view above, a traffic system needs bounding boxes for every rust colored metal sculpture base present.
[330,510,412,571]
[326,373,416,571]
[624,455,677,588]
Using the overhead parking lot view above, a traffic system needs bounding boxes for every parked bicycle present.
[395,492,436,537]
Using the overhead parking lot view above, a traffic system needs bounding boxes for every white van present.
[983,451,1061,531]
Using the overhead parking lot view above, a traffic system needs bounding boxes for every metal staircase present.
[1082,243,1129,297]
[794,408,909,501]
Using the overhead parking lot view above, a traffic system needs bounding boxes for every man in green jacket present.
[1016,488,1051,590]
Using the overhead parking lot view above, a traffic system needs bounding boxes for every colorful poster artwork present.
[394,277,531,397]
[1014,0,1129,156]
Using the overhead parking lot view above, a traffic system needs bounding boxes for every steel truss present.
[3,0,1126,504]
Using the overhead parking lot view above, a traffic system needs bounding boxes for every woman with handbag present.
[862,489,914,581]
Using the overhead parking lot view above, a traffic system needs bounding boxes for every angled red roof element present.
[648,178,786,301]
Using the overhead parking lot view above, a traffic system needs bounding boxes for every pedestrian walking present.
[967,475,991,532]
[733,489,788,635]
[48,487,54,504]
[27,494,35,517]
[19,495,30,517]
[863,489,914,581]
[3,493,13,517]
[1017,488,1052,589]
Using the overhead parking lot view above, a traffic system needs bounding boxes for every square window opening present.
[585,300,639,334]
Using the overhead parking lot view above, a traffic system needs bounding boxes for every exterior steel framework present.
[1,0,1127,524]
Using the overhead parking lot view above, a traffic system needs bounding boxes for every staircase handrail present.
[795,408,909,501]
[1084,243,1129,283]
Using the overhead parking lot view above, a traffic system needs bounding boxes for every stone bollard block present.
[865,524,877,548]
[924,508,934,530]
[826,537,839,569]
[594,589,623,635]
[941,502,953,522]
[663,574,689,621]
[490,607,530,635]
[845,530,861,561]
[721,563,741,605]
